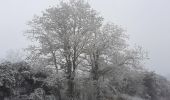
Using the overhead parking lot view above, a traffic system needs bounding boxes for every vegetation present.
[0,0,170,100]
[0,61,170,100]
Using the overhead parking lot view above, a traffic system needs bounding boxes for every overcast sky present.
[0,0,170,76]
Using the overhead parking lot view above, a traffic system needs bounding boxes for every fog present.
[0,0,170,76]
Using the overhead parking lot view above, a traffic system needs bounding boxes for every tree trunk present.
[52,52,58,73]
[91,50,101,100]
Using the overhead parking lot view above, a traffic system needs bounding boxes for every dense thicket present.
[0,61,170,100]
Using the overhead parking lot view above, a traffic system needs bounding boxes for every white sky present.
[0,0,170,76]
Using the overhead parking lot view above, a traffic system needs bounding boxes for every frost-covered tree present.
[24,0,151,100]
[25,0,103,99]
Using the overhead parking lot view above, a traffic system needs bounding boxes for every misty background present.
[0,0,170,77]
